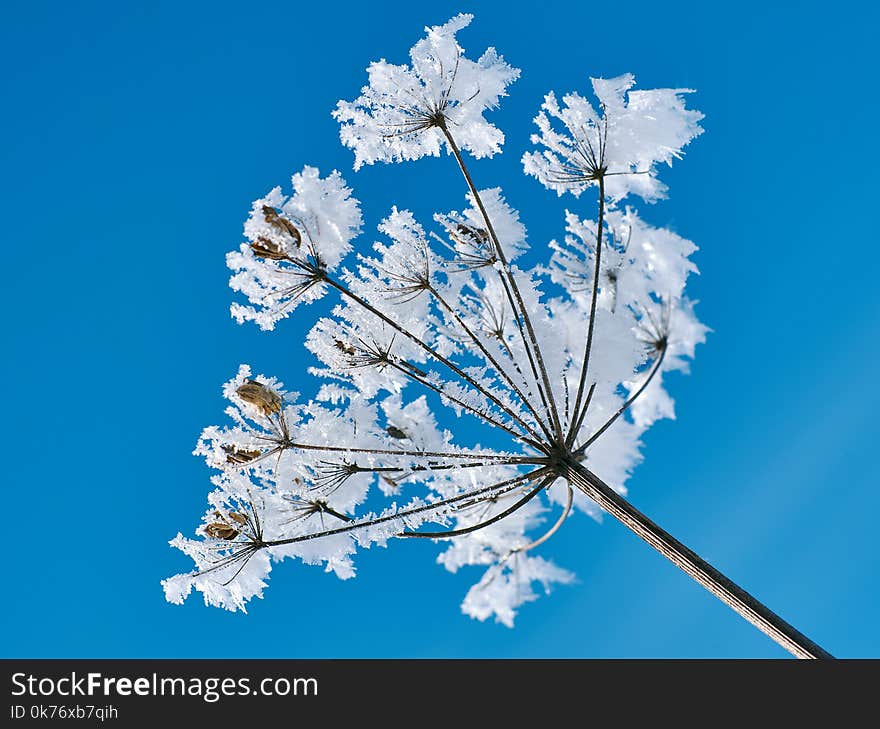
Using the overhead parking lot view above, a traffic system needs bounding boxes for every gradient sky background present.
[2,0,878,658]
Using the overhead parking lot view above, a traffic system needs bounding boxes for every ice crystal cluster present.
[164,14,706,625]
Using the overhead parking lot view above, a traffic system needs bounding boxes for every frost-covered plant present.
[164,15,830,657]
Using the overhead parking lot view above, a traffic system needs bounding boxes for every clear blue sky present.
[2,0,878,658]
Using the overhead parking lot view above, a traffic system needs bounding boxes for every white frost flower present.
[227,166,362,330]
[461,554,575,628]
[523,74,704,202]
[333,14,520,169]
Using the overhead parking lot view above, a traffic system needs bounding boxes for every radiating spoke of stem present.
[560,457,834,660]
[384,357,546,451]
[515,483,572,553]
[567,175,605,448]
[324,275,546,447]
[429,284,556,442]
[573,346,666,458]
[439,121,564,440]
[263,468,548,548]
[401,472,555,539]
[288,442,531,462]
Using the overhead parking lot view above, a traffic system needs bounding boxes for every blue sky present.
[2,0,878,658]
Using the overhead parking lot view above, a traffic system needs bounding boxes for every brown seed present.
[250,236,290,261]
[205,522,239,540]
[227,511,248,527]
[262,205,302,246]
[386,425,408,440]
[380,475,401,491]
[451,223,489,245]
[222,445,263,465]
[334,339,356,355]
[236,379,282,416]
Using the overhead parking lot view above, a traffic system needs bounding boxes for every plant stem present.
[572,345,666,458]
[323,275,546,447]
[567,175,605,447]
[440,122,564,439]
[560,456,833,659]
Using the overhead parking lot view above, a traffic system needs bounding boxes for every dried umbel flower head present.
[236,379,282,416]
[226,167,363,331]
[168,16,710,630]
[163,13,836,661]
[333,14,520,169]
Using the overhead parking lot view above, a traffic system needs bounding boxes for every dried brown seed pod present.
[262,205,302,246]
[386,425,408,439]
[380,474,401,491]
[451,222,489,245]
[227,511,248,526]
[333,339,356,355]
[250,236,291,261]
[222,445,263,465]
[205,522,239,540]
[236,379,282,416]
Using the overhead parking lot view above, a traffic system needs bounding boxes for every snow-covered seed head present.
[227,167,362,330]
[523,74,704,202]
[635,302,672,355]
[448,222,496,269]
[168,15,709,626]
[235,379,282,416]
[313,461,363,493]
[334,14,520,169]
[283,497,329,523]
[347,338,395,371]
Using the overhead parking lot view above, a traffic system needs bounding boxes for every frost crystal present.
[333,14,520,169]
[227,166,362,330]
[167,16,707,627]
[523,74,704,202]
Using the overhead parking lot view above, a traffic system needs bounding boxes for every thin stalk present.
[325,275,546,447]
[263,468,547,548]
[401,473,555,539]
[560,456,833,660]
[516,484,573,552]
[494,267,558,435]
[338,459,543,478]
[566,175,605,447]
[440,122,564,440]
[286,442,531,462]
[429,284,556,442]
[568,381,595,446]
[573,346,666,458]
[499,335,548,426]
[384,357,546,451]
